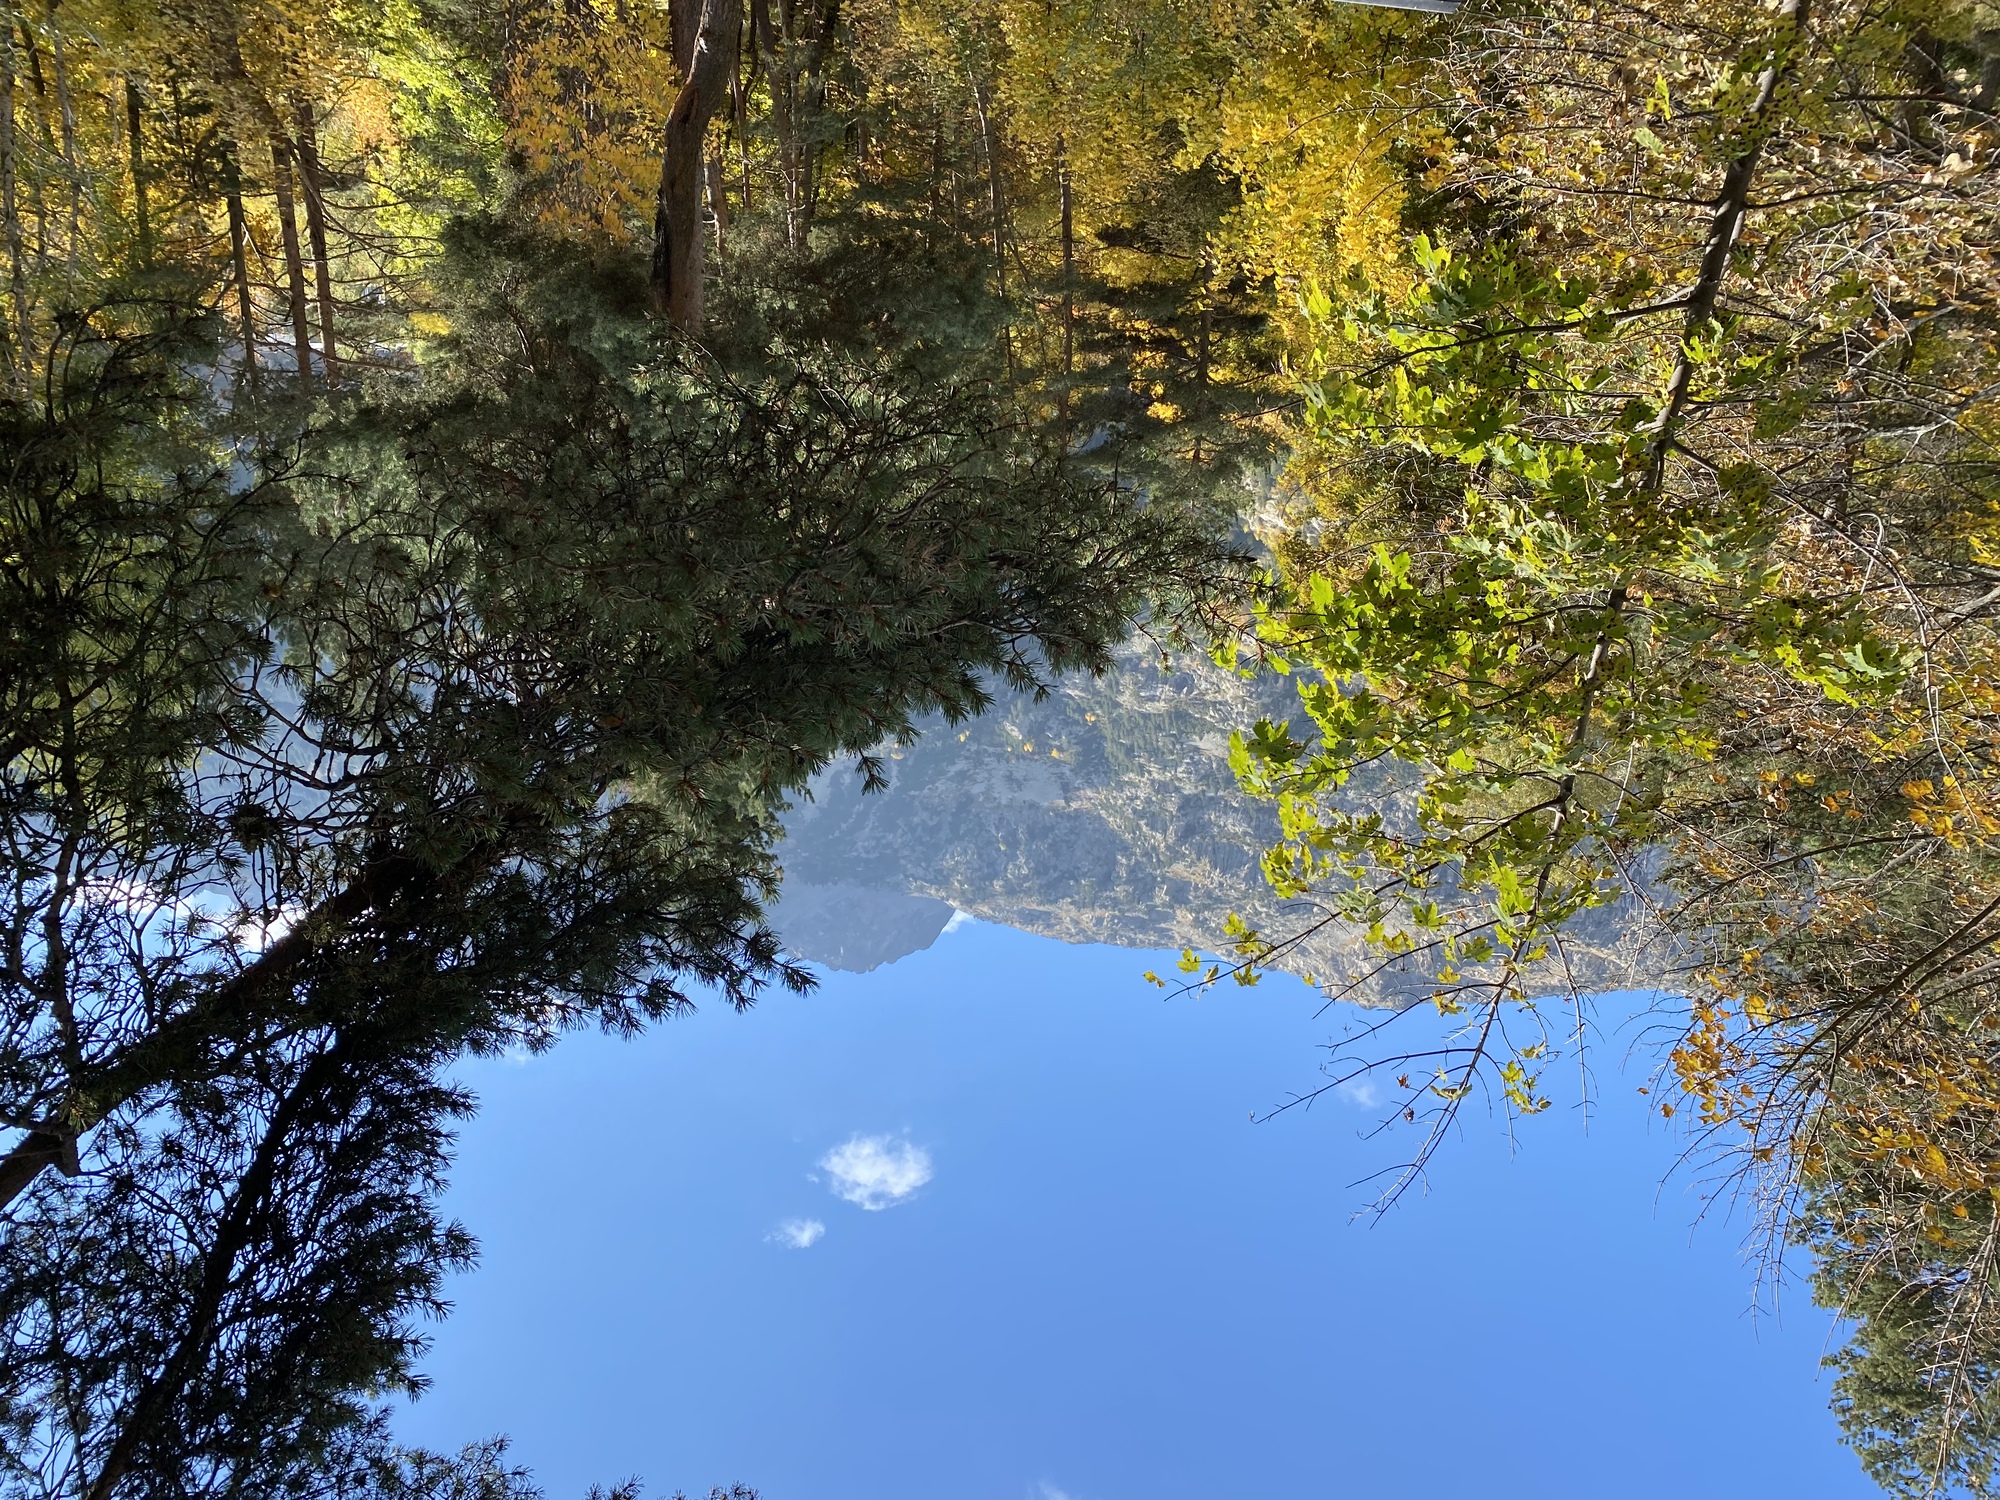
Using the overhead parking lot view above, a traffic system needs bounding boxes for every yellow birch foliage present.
[1188,1,1433,352]
[504,1,680,243]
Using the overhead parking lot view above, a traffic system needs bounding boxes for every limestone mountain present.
[770,642,1673,1000]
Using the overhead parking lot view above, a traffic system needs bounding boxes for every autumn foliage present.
[1210,0,2000,1483]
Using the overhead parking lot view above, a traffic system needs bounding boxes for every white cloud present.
[820,1134,932,1211]
[1337,1075,1383,1109]
[1038,1484,1080,1500]
[942,908,975,933]
[768,1218,825,1249]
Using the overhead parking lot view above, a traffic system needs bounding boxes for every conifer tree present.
[0,219,1241,1206]
[0,2,1270,1490]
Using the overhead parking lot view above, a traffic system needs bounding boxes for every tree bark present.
[269,133,313,386]
[223,143,258,385]
[1058,136,1073,434]
[706,149,729,254]
[926,113,940,250]
[1195,255,1212,390]
[796,0,838,233]
[80,1042,346,1500]
[44,1,76,279]
[1645,0,1807,485]
[292,99,339,385]
[0,22,24,379]
[652,0,742,331]
[749,0,799,242]
[0,1127,74,1205]
[125,78,149,263]
[733,19,753,212]
[970,75,1009,379]
[670,0,697,75]
[16,17,52,266]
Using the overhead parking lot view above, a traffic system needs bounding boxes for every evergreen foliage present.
[0,58,1244,1485]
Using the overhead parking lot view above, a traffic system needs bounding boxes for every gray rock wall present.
[769,640,1675,1003]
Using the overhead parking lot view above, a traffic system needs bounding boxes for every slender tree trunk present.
[926,113,940,251]
[224,144,257,386]
[750,0,799,244]
[43,1,74,281]
[796,0,838,234]
[1643,0,1808,487]
[706,149,729,254]
[167,77,191,192]
[18,18,51,266]
[0,22,24,379]
[776,0,798,235]
[733,20,752,212]
[652,0,742,330]
[124,79,149,263]
[1195,255,1212,390]
[970,75,1009,379]
[292,99,339,385]
[1058,136,1074,435]
[81,1042,347,1500]
[269,133,313,386]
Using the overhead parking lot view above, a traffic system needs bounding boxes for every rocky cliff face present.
[769,641,1673,1000]
[772,640,1300,966]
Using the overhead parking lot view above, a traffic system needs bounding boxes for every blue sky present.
[397,917,1878,1500]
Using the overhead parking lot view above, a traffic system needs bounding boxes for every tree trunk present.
[651,0,742,331]
[970,75,1009,379]
[926,113,940,250]
[269,133,313,386]
[17,18,51,265]
[670,0,696,74]
[0,22,24,379]
[1195,255,1212,390]
[80,1043,347,1500]
[1058,136,1073,434]
[1643,0,1807,487]
[0,824,523,1212]
[292,99,339,385]
[732,19,752,213]
[796,0,838,233]
[706,149,729,254]
[44,1,76,279]
[749,0,799,243]
[125,78,149,263]
[0,1128,72,1204]
[224,144,257,386]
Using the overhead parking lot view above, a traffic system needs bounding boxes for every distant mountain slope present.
[770,641,1674,1001]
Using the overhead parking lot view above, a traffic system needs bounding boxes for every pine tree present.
[0,4,1273,1489]
[0,211,1243,1267]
